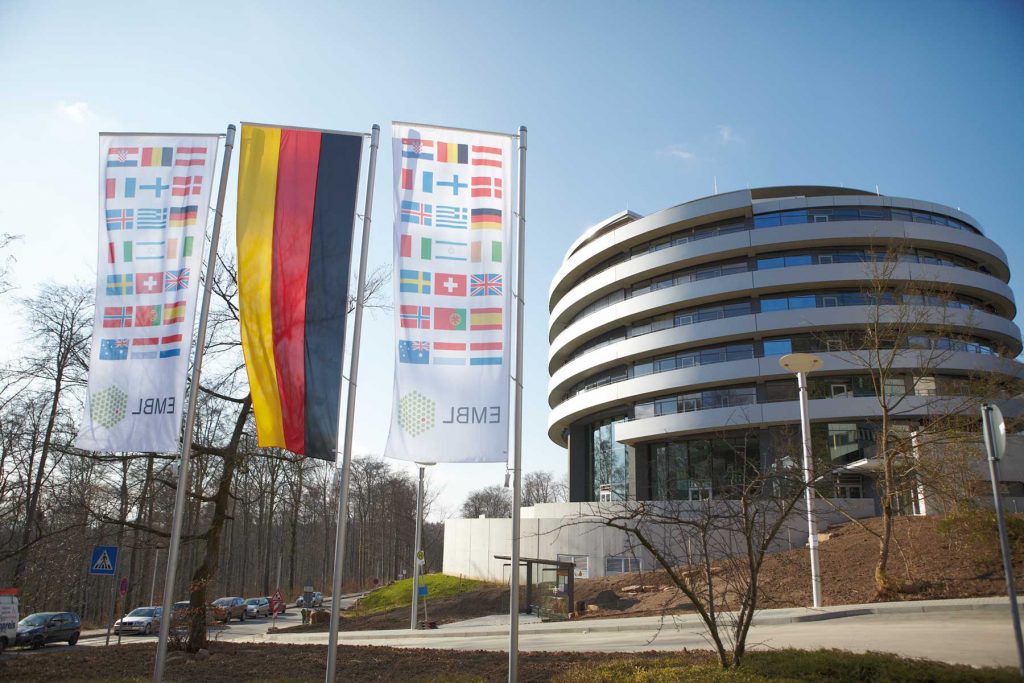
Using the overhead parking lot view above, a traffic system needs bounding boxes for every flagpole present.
[326,123,380,683]
[153,124,235,683]
[508,125,527,683]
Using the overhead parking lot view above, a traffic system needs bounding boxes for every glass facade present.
[570,204,980,290]
[645,434,758,500]
[587,416,629,501]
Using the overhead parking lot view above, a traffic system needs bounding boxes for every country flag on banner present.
[399,269,431,294]
[130,334,182,359]
[471,208,502,230]
[105,274,133,296]
[172,175,203,196]
[471,145,503,168]
[470,239,503,263]
[434,272,466,296]
[78,133,218,455]
[163,300,186,324]
[433,307,466,331]
[99,338,130,360]
[471,177,502,198]
[136,208,168,229]
[169,205,198,227]
[103,306,133,328]
[134,304,162,327]
[174,146,208,167]
[135,272,163,294]
[107,147,139,167]
[400,304,431,328]
[388,122,513,464]
[105,177,137,199]
[470,307,502,330]
[106,208,134,230]
[432,341,466,365]
[164,268,190,291]
[399,340,430,364]
[236,123,363,459]
[437,142,468,164]
[470,340,503,365]
[435,205,468,229]
[434,239,468,261]
[141,147,173,167]
[470,273,502,296]
[401,138,434,160]
[400,200,432,225]
[401,168,433,192]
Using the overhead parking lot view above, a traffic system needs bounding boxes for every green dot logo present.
[398,391,435,438]
[91,385,128,429]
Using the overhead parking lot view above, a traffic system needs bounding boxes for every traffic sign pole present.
[981,403,1024,677]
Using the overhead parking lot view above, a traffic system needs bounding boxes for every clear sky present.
[1,0,1022,518]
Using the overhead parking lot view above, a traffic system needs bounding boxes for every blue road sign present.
[418,585,428,597]
[89,545,118,576]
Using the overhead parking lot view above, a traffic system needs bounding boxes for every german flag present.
[236,124,363,459]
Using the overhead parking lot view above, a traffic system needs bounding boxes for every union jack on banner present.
[470,273,503,296]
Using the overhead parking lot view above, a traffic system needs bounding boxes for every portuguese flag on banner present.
[236,123,363,459]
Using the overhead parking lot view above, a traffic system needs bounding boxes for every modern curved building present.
[548,186,1022,504]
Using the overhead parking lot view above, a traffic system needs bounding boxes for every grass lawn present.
[351,573,499,616]
[555,649,1021,682]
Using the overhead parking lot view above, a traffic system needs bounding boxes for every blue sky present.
[1,0,1022,516]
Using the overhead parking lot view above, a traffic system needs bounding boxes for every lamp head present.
[779,353,823,374]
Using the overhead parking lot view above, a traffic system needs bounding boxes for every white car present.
[0,590,17,654]
[114,606,162,636]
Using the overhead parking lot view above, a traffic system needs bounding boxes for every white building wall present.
[443,498,876,582]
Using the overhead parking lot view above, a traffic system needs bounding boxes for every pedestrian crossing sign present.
[90,545,118,575]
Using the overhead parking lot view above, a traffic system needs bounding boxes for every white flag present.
[75,135,220,453]
[384,123,514,463]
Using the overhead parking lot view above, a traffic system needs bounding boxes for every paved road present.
[3,594,364,657]
[256,598,1024,670]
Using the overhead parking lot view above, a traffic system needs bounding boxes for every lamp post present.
[410,462,435,629]
[780,353,823,608]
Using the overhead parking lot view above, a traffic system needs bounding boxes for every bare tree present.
[585,432,809,669]
[824,244,1023,595]
[461,485,512,518]
[521,470,566,507]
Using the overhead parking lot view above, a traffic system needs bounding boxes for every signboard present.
[118,577,128,597]
[90,546,119,576]
[418,585,428,597]
[415,549,425,566]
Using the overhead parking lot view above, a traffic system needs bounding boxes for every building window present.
[588,417,629,502]
[605,556,642,575]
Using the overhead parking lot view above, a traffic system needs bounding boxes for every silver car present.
[244,597,271,618]
[114,606,162,636]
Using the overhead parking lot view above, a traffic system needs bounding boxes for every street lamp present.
[410,462,436,629]
[780,353,823,608]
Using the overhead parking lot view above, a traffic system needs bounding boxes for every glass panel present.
[763,339,792,356]
[785,254,813,267]
[780,210,807,225]
[760,298,788,312]
[758,256,786,270]
[789,295,816,309]
[754,213,781,228]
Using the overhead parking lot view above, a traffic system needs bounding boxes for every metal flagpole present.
[508,126,527,683]
[326,123,380,683]
[410,464,426,629]
[153,124,235,683]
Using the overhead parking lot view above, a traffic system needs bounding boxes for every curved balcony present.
[547,351,1021,446]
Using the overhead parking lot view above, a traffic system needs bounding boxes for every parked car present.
[113,606,162,636]
[244,597,270,618]
[209,597,246,622]
[296,591,323,608]
[15,612,80,648]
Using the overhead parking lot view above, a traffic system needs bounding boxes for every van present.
[0,589,18,654]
